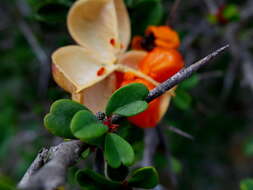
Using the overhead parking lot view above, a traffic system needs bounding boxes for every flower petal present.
[117,50,147,69]
[114,0,131,53]
[67,0,120,63]
[158,92,172,121]
[117,51,159,86]
[80,73,117,113]
[52,45,116,93]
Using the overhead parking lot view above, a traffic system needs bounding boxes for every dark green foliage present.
[44,99,88,138]
[172,75,199,110]
[223,4,240,21]
[128,167,159,188]
[0,175,16,190]
[106,164,129,181]
[240,179,253,190]
[76,169,121,190]
[76,167,159,189]
[129,0,164,35]
[28,0,74,23]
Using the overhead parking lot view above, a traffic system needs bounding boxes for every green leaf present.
[207,14,218,24]
[131,0,164,35]
[0,175,16,190]
[81,148,91,160]
[171,157,182,174]
[124,0,134,7]
[70,110,108,143]
[173,89,192,110]
[105,133,135,168]
[76,169,121,190]
[106,83,149,116]
[128,167,159,188]
[243,137,253,157]
[28,0,74,23]
[180,74,199,89]
[114,100,148,116]
[106,164,129,181]
[223,4,240,21]
[240,179,253,190]
[44,99,88,138]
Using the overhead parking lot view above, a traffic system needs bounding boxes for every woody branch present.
[18,45,229,190]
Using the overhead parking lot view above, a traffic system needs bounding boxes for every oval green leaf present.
[105,133,135,168]
[44,99,88,138]
[81,148,91,160]
[105,83,149,116]
[71,110,108,143]
[114,100,148,116]
[76,169,121,190]
[128,167,159,188]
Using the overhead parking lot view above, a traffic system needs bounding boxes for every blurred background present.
[0,0,253,189]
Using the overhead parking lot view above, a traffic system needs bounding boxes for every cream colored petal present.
[158,87,176,122]
[117,50,147,69]
[114,0,131,53]
[67,0,119,63]
[52,45,116,93]
[52,62,76,93]
[158,93,172,121]
[116,64,159,86]
[79,73,117,113]
[116,50,159,86]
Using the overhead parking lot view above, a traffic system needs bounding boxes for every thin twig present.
[222,24,240,99]
[94,148,105,174]
[156,125,177,188]
[221,0,253,99]
[141,128,159,167]
[167,0,181,26]
[167,126,194,140]
[16,0,50,97]
[203,0,218,14]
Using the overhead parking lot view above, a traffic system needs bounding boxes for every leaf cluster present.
[44,83,159,189]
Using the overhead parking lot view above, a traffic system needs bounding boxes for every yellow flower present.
[52,0,173,123]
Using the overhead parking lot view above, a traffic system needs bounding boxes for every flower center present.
[140,33,155,51]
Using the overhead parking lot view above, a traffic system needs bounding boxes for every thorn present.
[146,44,229,102]
[168,0,182,26]
[167,126,194,140]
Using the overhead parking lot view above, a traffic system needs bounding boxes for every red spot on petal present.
[110,38,116,46]
[97,67,106,76]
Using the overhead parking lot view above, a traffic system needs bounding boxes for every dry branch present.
[18,140,85,190]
